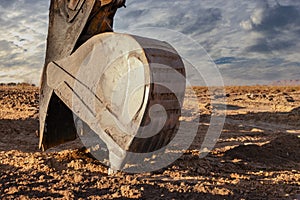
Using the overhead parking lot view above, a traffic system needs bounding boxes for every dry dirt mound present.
[224,134,300,167]
[0,84,300,199]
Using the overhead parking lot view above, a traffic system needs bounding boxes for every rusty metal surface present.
[39,0,125,150]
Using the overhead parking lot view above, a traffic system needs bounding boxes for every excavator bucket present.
[40,0,186,171]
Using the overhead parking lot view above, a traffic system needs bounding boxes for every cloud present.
[241,2,300,54]
[240,6,265,30]
[0,0,16,9]
[219,56,300,85]
[213,57,250,65]
[0,65,42,85]
[254,4,300,33]
[115,0,223,37]
[0,0,48,84]
[0,0,299,85]
[251,8,264,25]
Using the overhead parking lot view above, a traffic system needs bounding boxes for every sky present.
[0,0,299,85]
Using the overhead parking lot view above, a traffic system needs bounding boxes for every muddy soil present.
[0,84,299,199]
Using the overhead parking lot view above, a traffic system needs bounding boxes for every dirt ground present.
[0,83,299,199]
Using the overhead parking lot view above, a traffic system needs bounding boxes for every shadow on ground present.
[0,107,299,199]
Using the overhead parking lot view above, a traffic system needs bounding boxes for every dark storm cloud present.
[245,2,300,53]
